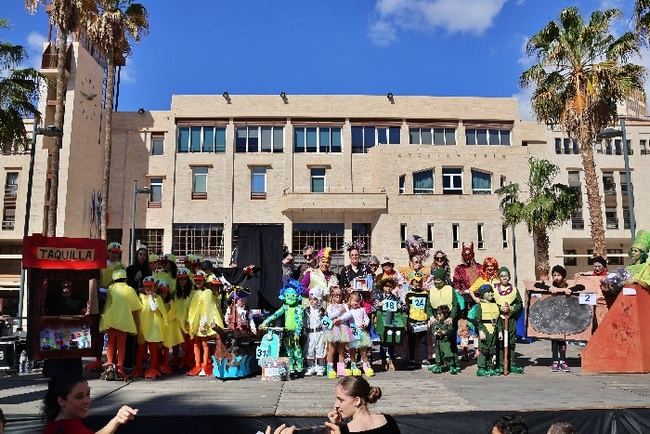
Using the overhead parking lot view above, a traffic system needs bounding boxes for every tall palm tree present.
[86,0,148,240]
[497,158,580,279]
[25,0,97,236]
[0,19,42,152]
[521,7,645,257]
[636,0,650,35]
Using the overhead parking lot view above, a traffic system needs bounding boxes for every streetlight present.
[17,118,63,330]
[596,117,635,241]
[130,180,151,264]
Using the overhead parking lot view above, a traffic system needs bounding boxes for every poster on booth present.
[25,235,106,360]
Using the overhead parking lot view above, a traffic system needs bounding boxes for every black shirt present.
[339,263,372,290]
[340,414,401,434]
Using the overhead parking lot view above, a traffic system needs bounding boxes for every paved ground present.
[1,340,648,421]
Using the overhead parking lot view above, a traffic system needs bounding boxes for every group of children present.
[99,244,255,380]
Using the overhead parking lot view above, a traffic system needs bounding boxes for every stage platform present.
[2,341,649,433]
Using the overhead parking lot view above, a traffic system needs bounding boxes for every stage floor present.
[2,341,649,432]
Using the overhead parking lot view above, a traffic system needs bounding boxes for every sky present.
[2,0,644,119]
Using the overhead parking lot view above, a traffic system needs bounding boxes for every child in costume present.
[133,276,167,379]
[405,272,434,369]
[99,269,142,380]
[472,284,500,376]
[303,287,327,376]
[224,288,257,335]
[173,267,194,370]
[373,277,406,371]
[429,268,461,358]
[493,267,524,374]
[453,242,482,361]
[154,253,177,294]
[324,286,351,379]
[207,274,228,360]
[186,271,224,376]
[429,305,460,374]
[158,279,184,375]
[340,292,374,377]
[260,279,306,378]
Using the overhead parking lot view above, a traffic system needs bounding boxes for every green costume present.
[472,298,500,376]
[628,230,650,282]
[260,281,305,374]
[493,282,524,374]
[430,321,460,374]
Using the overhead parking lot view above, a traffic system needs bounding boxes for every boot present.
[428,364,443,374]
[362,362,374,377]
[476,368,490,377]
[327,363,337,379]
[337,362,349,377]
[144,344,161,379]
[449,366,461,375]
[350,362,362,377]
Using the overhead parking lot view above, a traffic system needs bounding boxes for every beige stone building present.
[1,39,649,313]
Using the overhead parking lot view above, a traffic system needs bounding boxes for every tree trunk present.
[533,228,550,280]
[100,50,115,240]
[47,28,67,237]
[579,137,607,257]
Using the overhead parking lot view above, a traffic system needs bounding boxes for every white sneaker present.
[304,366,316,376]
[315,366,325,376]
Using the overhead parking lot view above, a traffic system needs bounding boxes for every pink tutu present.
[349,329,372,349]
[324,324,351,343]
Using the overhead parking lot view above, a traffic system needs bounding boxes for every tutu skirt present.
[349,329,372,349]
[324,324,351,343]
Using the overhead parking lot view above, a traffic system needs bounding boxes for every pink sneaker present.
[559,361,570,372]
[551,362,559,372]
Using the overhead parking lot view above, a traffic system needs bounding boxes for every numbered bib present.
[410,297,426,310]
[350,324,360,338]
[383,299,398,312]
[256,347,270,359]
[321,317,334,330]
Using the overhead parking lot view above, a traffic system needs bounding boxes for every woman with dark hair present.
[430,250,451,284]
[42,374,137,434]
[126,248,151,291]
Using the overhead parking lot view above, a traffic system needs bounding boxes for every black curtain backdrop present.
[236,224,283,311]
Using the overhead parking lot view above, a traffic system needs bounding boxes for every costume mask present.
[461,242,475,264]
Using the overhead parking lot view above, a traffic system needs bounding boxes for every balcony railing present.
[2,220,15,230]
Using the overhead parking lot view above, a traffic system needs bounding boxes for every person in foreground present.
[42,374,138,434]
[266,377,400,434]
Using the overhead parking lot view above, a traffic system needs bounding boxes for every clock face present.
[78,76,99,121]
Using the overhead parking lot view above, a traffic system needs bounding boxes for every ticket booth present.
[24,235,106,361]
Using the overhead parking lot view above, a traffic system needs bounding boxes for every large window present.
[568,171,584,230]
[294,127,342,153]
[149,177,163,207]
[465,128,511,146]
[311,168,326,193]
[151,133,164,156]
[251,167,267,199]
[292,223,344,256]
[236,126,283,153]
[177,126,226,153]
[442,168,463,195]
[172,223,224,264]
[351,126,400,153]
[134,229,164,255]
[192,167,208,199]
[471,170,492,194]
[352,223,372,255]
[413,170,434,194]
[409,127,456,145]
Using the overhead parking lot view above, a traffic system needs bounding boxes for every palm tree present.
[25,0,97,236]
[86,0,148,240]
[0,19,42,152]
[636,1,650,34]
[521,7,645,257]
[497,158,580,279]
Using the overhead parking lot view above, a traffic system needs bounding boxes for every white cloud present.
[368,0,507,46]
[119,62,136,84]
[515,0,526,5]
[513,85,534,121]
[25,31,47,69]
[517,36,533,67]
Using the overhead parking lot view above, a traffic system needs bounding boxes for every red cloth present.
[44,419,94,434]
[453,263,481,294]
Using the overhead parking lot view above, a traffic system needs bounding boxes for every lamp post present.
[130,180,151,264]
[596,117,635,241]
[17,118,63,330]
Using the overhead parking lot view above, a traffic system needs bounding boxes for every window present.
[177,126,226,153]
[641,139,648,155]
[452,223,460,249]
[172,223,224,265]
[471,170,491,194]
[500,176,507,188]
[614,139,632,156]
[442,168,463,195]
[554,138,561,154]
[426,223,434,249]
[294,127,342,153]
[409,127,456,145]
[311,168,326,193]
[352,223,372,255]
[623,207,631,230]
[251,167,267,199]
[602,172,616,195]
[292,223,344,256]
[605,208,618,229]
[502,225,508,248]
[400,223,407,248]
[235,126,283,153]
[465,128,511,146]
[607,249,624,266]
[398,175,405,194]
[563,249,577,267]
[149,178,163,207]
[1,207,15,230]
[351,126,400,153]
[192,167,208,199]
[413,170,434,194]
[151,134,164,155]
[568,171,584,229]
[477,223,485,249]
[133,229,164,255]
